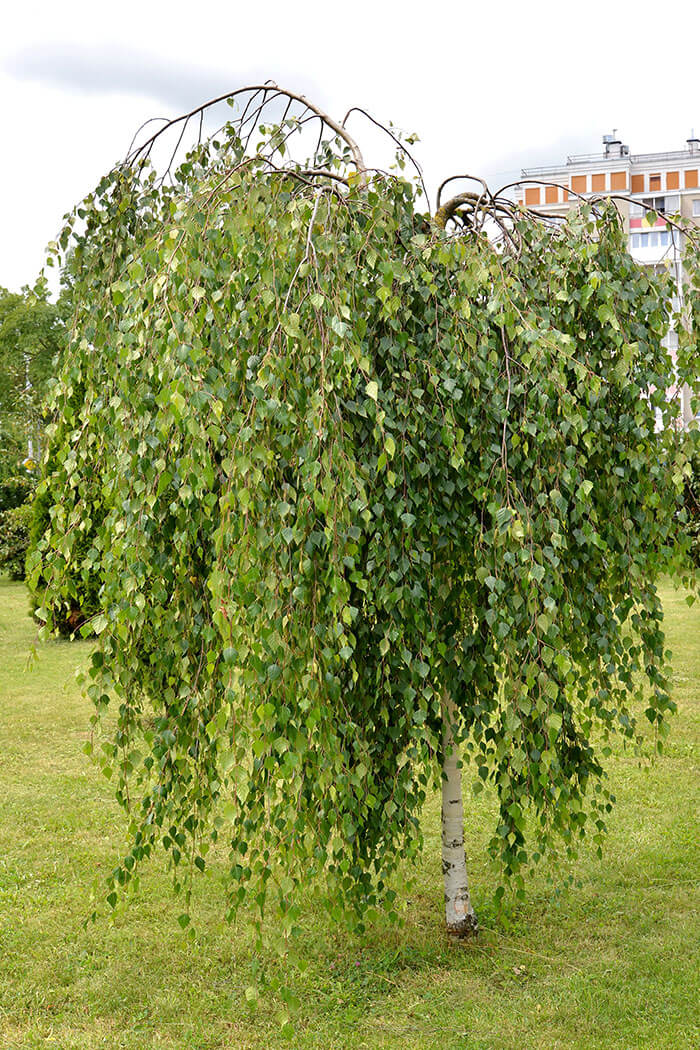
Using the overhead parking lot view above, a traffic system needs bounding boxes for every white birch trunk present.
[441,693,478,938]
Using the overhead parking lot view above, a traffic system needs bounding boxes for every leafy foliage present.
[0,427,27,481]
[0,471,35,582]
[31,99,699,938]
[27,474,103,635]
[682,450,700,567]
[26,374,103,636]
[0,502,33,580]
[0,473,34,513]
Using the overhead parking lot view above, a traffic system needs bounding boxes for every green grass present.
[0,576,698,1049]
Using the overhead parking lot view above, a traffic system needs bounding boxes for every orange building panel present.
[685,169,699,188]
[525,187,541,206]
[631,174,644,193]
[571,175,587,193]
[610,171,627,190]
[563,189,569,201]
[666,171,679,190]
[649,174,661,190]
[591,173,605,191]
[545,185,558,204]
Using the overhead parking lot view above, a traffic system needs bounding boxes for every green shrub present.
[0,503,33,580]
[683,451,700,567]
[0,474,33,512]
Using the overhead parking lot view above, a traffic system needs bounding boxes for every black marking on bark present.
[446,912,479,940]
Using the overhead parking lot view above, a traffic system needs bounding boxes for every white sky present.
[1,0,698,293]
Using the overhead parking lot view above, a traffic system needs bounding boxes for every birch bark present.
[441,693,478,938]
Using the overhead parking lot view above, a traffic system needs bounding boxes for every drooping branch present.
[434,174,700,273]
[496,180,700,246]
[125,82,368,182]
[343,106,429,206]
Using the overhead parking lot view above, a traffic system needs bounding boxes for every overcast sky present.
[1,0,698,293]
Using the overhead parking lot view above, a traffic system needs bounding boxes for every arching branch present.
[342,106,428,207]
[434,192,488,230]
[126,82,368,181]
[436,174,493,211]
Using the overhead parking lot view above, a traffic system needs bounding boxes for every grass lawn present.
[0,576,698,1049]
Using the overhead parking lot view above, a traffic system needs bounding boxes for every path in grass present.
[0,576,698,1049]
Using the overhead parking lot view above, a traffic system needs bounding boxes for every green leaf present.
[282,314,302,339]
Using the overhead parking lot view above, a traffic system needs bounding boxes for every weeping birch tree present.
[30,85,699,941]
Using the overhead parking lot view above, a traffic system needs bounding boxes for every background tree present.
[30,86,699,945]
[0,280,67,467]
[0,275,94,611]
[0,281,65,580]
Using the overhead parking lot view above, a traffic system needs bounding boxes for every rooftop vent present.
[603,131,628,158]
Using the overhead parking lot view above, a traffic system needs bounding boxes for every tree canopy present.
[30,87,699,940]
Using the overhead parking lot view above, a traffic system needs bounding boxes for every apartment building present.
[515,134,700,424]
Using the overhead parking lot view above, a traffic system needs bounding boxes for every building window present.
[525,187,541,206]
[545,185,558,204]
[591,173,605,191]
[641,195,666,213]
[571,175,587,193]
[630,174,645,193]
[649,173,661,190]
[630,231,671,249]
[667,171,680,190]
[665,195,680,213]
[611,171,627,190]
[686,169,699,188]
[693,199,700,216]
